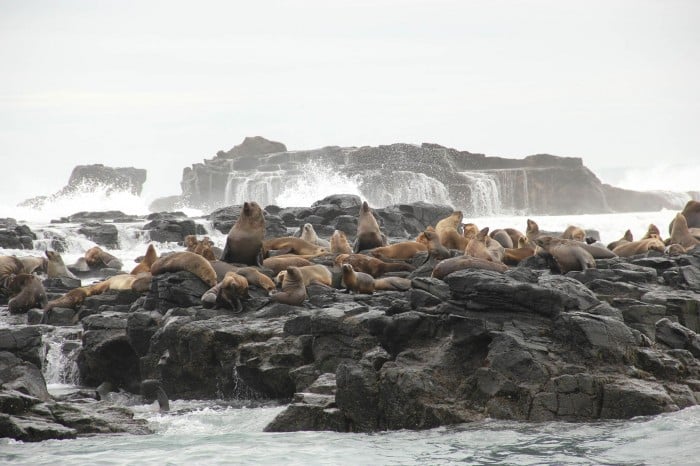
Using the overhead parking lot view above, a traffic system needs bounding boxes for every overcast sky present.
[1,0,698,206]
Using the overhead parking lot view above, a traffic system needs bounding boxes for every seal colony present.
[3,197,700,441]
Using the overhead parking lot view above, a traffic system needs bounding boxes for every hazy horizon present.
[2,0,699,207]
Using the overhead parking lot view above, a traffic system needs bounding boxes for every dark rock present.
[613,298,667,340]
[554,312,636,362]
[0,326,44,367]
[143,218,203,243]
[599,379,677,418]
[312,194,362,210]
[144,271,212,312]
[641,290,700,333]
[0,352,50,401]
[655,318,700,357]
[77,222,119,249]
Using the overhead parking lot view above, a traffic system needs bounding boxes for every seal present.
[45,250,80,279]
[669,200,700,234]
[131,244,158,275]
[201,271,249,311]
[435,211,467,250]
[669,212,700,250]
[334,254,414,278]
[341,264,375,294]
[354,201,386,252]
[262,255,313,275]
[264,237,328,257]
[2,273,47,314]
[220,201,265,266]
[270,266,307,305]
[275,264,332,287]
[85,246,123,270]
[369,241,427,260]
[373,276,412,291]
[607,230,633,251]
[18,256,48,275]
[150,251,218,287]
[431,256,508,280]
[561,225,586,242]
[330,230,352,254]
[534,236,596,274]
[612,237,665,257]
[300,223,330,248]
[489,229,514,249]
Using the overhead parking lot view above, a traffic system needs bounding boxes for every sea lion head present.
[534,236,555,250]
[285,266,303,284]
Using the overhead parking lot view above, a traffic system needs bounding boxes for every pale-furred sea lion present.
[422,230,451,260]
[330,230,352,254]
[46,250,79,280]
[431,256,508,280]
[341,264,375,294]
[669,200,700,234]
[462,223,479,241]
[465,227,497,262]
[262,255,313,275]
[220,201,265,266]
[607,230,633,251]
[534,236,595,274]
[264,237,328,257]
[275,264,332,287]
[373,276,412,291]
[369,241,427,260]
[642,224,662,241]
[44,286,92,312]
[300,224,330,248]
[202,271,249,311]
[670,213,700,250]
[354,201,386,252]
[435,211,467,250]
[85,246,123,270]
[2,273,47,313]
[561,225,586,242]
[526,219,541,241]
[150,251,218,287]
[334,254,414,278]
[131,244,158,275]
[270,266,307,306]
[612,237,666,257]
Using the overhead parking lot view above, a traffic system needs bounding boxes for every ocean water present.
[1,174,698,464]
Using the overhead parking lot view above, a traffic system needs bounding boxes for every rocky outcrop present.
[0,218,35,250]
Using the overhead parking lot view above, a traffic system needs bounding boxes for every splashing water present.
[275,162,363,207]
[42,329,82,386]
[459,171,501,216]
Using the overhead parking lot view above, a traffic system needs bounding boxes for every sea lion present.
[184,235,199,251]
[85,246,123,270]
[503,237,535,266]
[526,219,541,241]
[670,213,700,250]
[44,287,92,312]
[432,256,508,280]
[489,229,514,249]
[330,230,352,254]
[45,251,79,280]
[194,239,217,260]
[262,255,313,275]
[561,225,586,242]
[462,223,479,241]
[0,256,26,279]
[300,224,330,248]
[435,211,467,250]
[504,228,526,247]
[201,271,249,311]
[642,224,662,241]
[264,237,328,257]
[2,273,47,313]
[354,201,386,252]
[150,251,218,287]
[665,243,686,256]
[612,237,666,257]
[235,267,276,292]
[275,264,332,287]
[270,266,307,306]
[607,230,633,251]
[555,238,617,259]
[465,227,497,262]
[341,264,375,294]
[334,254,415,278]
[220,201,265,266]
[131,244,158,275]
[669,200,700,234]
[422,230,451,260]
[18,256,48,275]
[131,272,153,292]
[534,236,596,274]
[369,241,427,260]
[373,276,412,291]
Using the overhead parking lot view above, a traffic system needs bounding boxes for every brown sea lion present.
[235,267,276,292]
[202,271,249,311]
[194,239,217,260]
[354,201,386,252]
[503,237,535,266]
[44,286,92,312]
[270,266,307,305]
[221,201,265,266]
[276,264,332,287]
[607,230,633,251]
[45,251,79,280]
[463,223,479,241]
[18,256,48,275]
[415,226,435,245]
[262,255,313,275]
[669,200,700,234]
[435,211,467,250]
[330,230,352,254]
[341,264,375,294]
[526,219,541,241]
[665,243,686,256]
[369,241,427,260]
[670,213,700,250]
[534,236,596,274]
[432,256,508,280]
[561,225,586,242]
[504,228,526,247]
[554,238,617,259]
[423,230,451,260]
[465,227,497,262]
[184,235,199,251]
[2,273,47,313]
[334,254,415,278]
[612,237,666,257]
[373,276,412,291]
[300,223,330,248]
[131,244,158,275]
[131,272,153,292]
[264,237,328,257]
[489,229,514,249]
[85,246,123,270]
[0,255,26,279]
[150,251,218,287]
[642,224,662,241]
